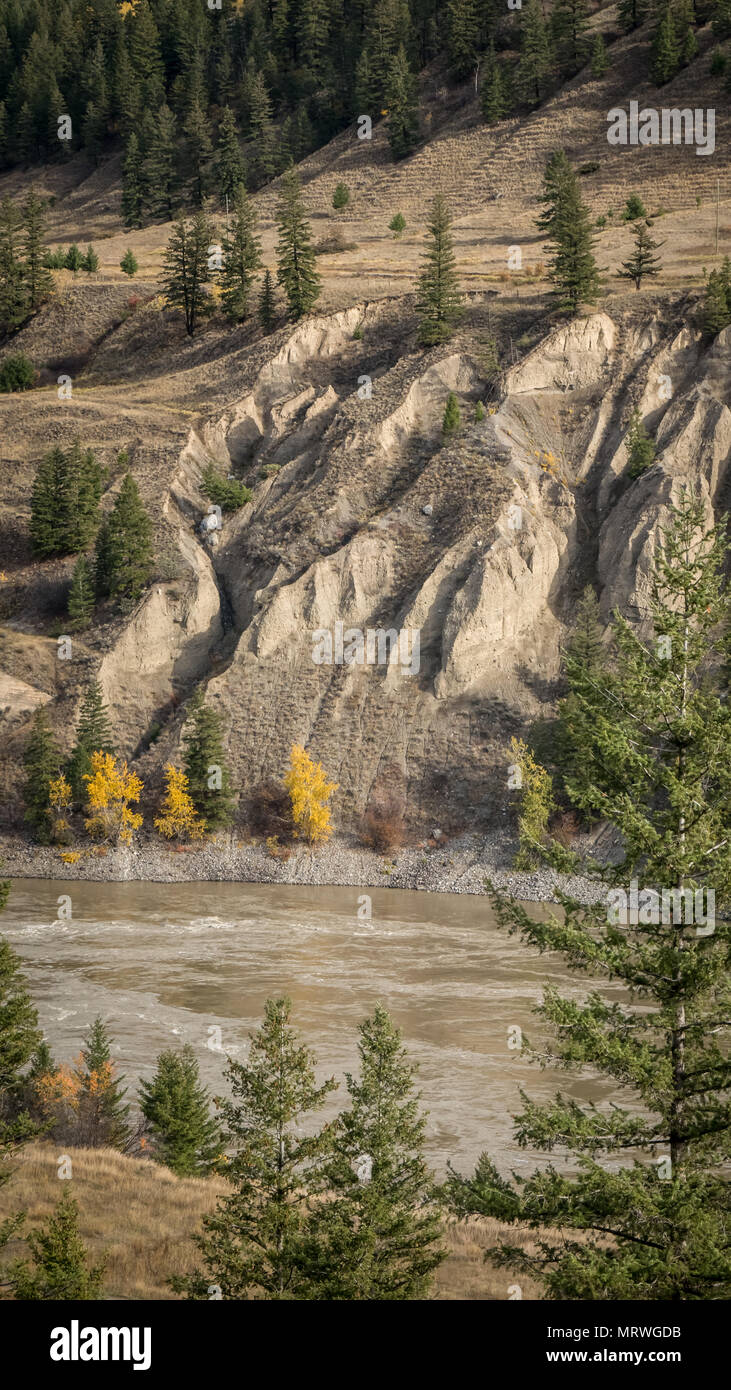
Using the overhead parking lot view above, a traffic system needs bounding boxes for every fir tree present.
[0,197,29,336]
[67,555,95,631]
[182,687,235,831]
[416,194,463,346]
[590,33,609,78]
[121,132,144,228]
[220,186,261,323]
[442,391,461,434]
[702,269,731,336]
[120,248,138,277]
[0,922,41,1255]
[139,1045,221,1176]
[307,1005,445,1299]
[517,0,554,106]
[8,1191,106,1299]
[22,707,61,841]
[618,221,664,290]
[258,268,276,333]
[31,442,104,559]
[171,998,337,1300]
[216,106,246,205]
[448,489,731,1301]
[553,586,605,806]
[551,0,590,72]
[83,245,99,272]
[65,244,83,272]
[98,473,153,605]
[332,183,350,211]
[652,6,681,84]
[275,169,321,322]
[67,679,115,803]
[625,406,656,479]
[21,190,52,310]
[618,0,647,30]
[385,45,420,160]
[481,48,507,124]
[162,213,212,337]
[184,100,214,207]
[72,1017,129,1150]
[536,148,574,236]
[142,105,178,221]
[541,155,600,312]
[447,0,482,80]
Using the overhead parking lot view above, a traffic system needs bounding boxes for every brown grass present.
[0,1145,544,1301]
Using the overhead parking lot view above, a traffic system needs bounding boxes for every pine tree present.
[67,679,115,803]
[332,183,350,211]
[307,1005,445,1299]
[448,489,731,1301]
[590,33,609,78]
[618,0,647,30]
[702,269,731,336]
[553,585,605,806]
[163,213,212,337]
[652,6,681,84]
[31,442,104,559]
[72,1017,129,1150]
[142,104,178,220]
[551,0,590,72]
[0,197,29,335]
[447,0,482,80]
[83,245,99,272]
[184,100,214,207]
[542,155,600,312]
[517,0,554,106]
[21,189,52,309]
[220,186,261,323]
[121,132,144,228]
[98,473,153,604]
[65,244,83,272]
[275,169,321,322]
[536,149,574,235]
[258,268,276,332]
[0,922,41,1255]
[22,707,61,841]
[216,106,246,205]
[182,688,235,831]
[442,391,461,434]
[385,45,420,160]
[416,194,464,346]
[67,555,95,632]
[481,47,507,124]
[625,406,656,479]
[139,1045,220,1176]
[618,221,664,290]
[171,998,337,1299]
[120,248,138,277]
[8,1191,106,1299]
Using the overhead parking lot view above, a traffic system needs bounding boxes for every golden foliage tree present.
[154,764,206,841]
[284,744,337,846]
[83,751,143,846]
[509,736,555,869]
[47,772,72,844]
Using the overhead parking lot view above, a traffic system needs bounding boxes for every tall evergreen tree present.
[121,132,144,228]
[162,213,212,337]
[0,914,41,1256]
[447,0,482,80]
[625,405,656,479]
[30,442,104,559]
[171,998,337,1300]
[142,104,178,221]
[416,193,463,346]
[184,100,214,207]
[652,6,681,84]
[275,169,321,322]
[517,0,554,106]
[215,106,246,205]
[551,0,590,72]
[540,155,600,312]
[618,0,647,30]
[448,489,731,1301]
[8,1191,106,1299]
[96,473,153,605]
[220,185,261,323]
[139,1045,221,1177]
[307,1005,445,1299]
[67,679,115,803]
[481,46,507,124]
[258,267,277,333]
[703,268,731,336]
[22,707,60,842]
[72,1017,129,1150]
[67,555,95,632]
[385,45,420,160]
[618,220,664,290]
[182,687,235,830]
[21,189,52,309]
[0,197,29,336]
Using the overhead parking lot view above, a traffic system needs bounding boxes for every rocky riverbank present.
[0,828,606,906]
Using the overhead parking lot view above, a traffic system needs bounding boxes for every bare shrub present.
[247,780,294,842]
[550,809,580,848]
[361,792,405,854]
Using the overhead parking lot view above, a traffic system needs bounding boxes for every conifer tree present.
[97,473,153,604]
[258,268,276,333]
[67,679,115,803]
[121,132,144,228]
[163,213,212,337]
[65,244,83,272]
[625,406,656,479]
[8,1191,106,1299]
[590,33,609,78]
[0,920,41,1255]
[182,688,235,830]
[652,6,681,84]
[21,189,52,309]
[220,185,261,323]
[481,47,507,123]
[30,442,104,559]
[0,197,28,336]
[702,269,731,336]
[618,221,664,290]
[171,998,337,1300]
[618,0,647,30]
[551,0,590,72]
[448,490,731,1301]
[22,707,61,841]
[385,45,420,160]
[442,391,461,434]
[184,100,214,207]
[139,1045,220,1176]
[67,555,95,631]
[72,1017,129,1150]
[307,1005,445,1299]
[447,0,482,80]
[120,248,138,277]
[142,104,178,220]
[216,106,246,204]
[83,245,99,272]
[542,156,600,312]
[416,194,463,346]
[275,169,321,321]
[517,0,554,106]
[536,148,574,235]
[553,585,605,807]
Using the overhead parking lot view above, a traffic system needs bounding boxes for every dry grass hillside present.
[0,1144,544,1300]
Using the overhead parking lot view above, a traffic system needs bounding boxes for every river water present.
[2,879,619,1174]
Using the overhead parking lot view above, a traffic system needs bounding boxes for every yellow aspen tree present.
[154,764,207,841]
[284,744,337,846]
[83,751,143,846]
[509,736,555,869]
[47,772,72,844]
